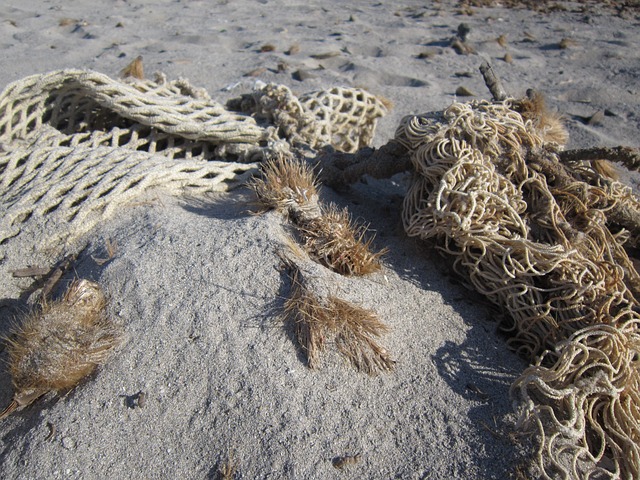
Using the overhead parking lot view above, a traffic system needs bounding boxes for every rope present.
[0,70,272,254]
[396,99,640,479]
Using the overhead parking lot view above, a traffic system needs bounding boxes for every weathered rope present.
[0,70,388,261]
[0,70,265,144]
[396,98,640,478]
[0,70,276,256]
[227,83,389,153]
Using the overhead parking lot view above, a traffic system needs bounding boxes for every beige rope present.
[0,70,276,254]
[396,98,640,478]
[0,70,265,144]
[1,125,256,248]
[1,70,389,258]
[227,83,389,153]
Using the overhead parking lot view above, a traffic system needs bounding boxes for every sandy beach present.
[1,1,639,478]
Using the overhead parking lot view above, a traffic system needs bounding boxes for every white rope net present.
[227,83,389,153]
[0,70,267,252]
[0,70,388,257]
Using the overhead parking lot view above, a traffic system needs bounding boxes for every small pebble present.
[417,48,439,59]
[455,86,475,97]
[310,51,340,60]
[457,23,471,42]
[285,44,300,55]
[62,437,76,450]
[292,69,315,81]
[243,67,267,77]
[58,18,77,27]
[559,38,578,49]
[136,391,147,408]
[587,110,605,126]
[451,38,474,55]
[332,454,361,470]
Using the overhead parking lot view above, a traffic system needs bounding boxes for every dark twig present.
[11,266,50,278]
[41,253,78,300]
[479,61,508,102]
[530,152,640,238]
[529,150,640,293]
[559,146,640,172]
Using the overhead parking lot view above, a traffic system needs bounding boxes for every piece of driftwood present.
[41,253,78,300]
[559,146,640,172]
[11,267,50,278]
[479,61,508,101]
[530,151,640,237]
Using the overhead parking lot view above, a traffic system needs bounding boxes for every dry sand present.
[0,1,639,478]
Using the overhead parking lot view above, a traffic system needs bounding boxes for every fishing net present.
[512,323,640,479]
[0,69,269,253]
[0,70,388,260]
[226,83,389,153]
[395,98,640,478]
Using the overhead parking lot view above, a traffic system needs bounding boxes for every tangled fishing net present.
[0,69,387,262]
[395,97,640,478]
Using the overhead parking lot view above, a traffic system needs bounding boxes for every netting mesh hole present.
[155,138,169,151]
[116,131,133,147]
[43,202,62,215]
[125,178,142,190]
[69,194,89,208]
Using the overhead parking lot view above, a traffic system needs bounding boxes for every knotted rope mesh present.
[396,100,640,478]
[226,83,389,153]
[0,70,269,252]
[0,70,265,144]
[0,70,388,258]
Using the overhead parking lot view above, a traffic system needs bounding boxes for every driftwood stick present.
[317,140,412,189]
[11,266,50,278]
[41,253,78,300]
[529,151,640,295]
[479,61,508,102]
[559,146,640,172]
[530,151,640,244]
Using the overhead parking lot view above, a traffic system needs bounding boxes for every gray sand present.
[1,1,639,478]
